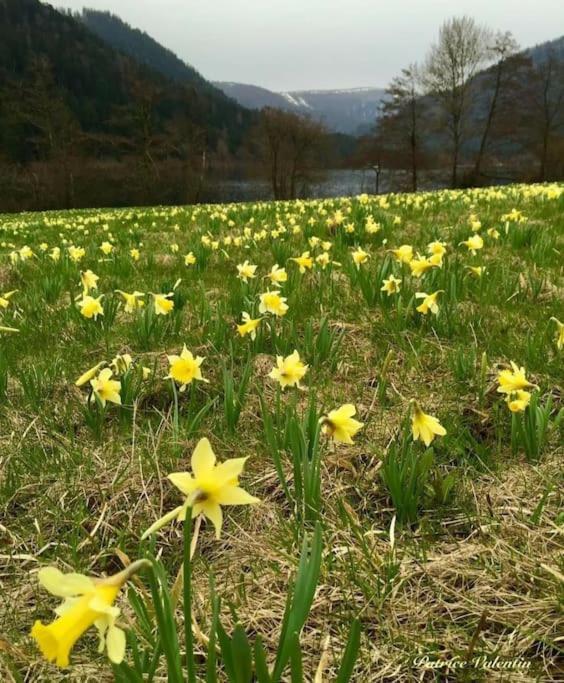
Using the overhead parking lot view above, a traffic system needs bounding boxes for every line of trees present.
[373,17,564,190]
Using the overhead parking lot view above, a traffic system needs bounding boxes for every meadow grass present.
[0,184,563,681]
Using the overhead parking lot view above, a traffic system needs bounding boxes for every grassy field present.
[0,184,563,682]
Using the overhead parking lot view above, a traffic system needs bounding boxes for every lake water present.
[203,169,450,203]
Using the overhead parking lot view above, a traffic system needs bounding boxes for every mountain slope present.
[215,83,386,135]
[526,34,564,63]
[77,9,252,146]
[213,82,292,112]
[78,8,250,141]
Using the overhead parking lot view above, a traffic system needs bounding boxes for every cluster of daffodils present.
[75,268,181,321]
[75,354,151,406]
[496,361,537,412]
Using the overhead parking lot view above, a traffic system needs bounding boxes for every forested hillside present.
[0,0,254,210]
[79,8,249,142]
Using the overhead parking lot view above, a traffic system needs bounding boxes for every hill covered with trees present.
[78,8,248,143]
[0,0,254,210]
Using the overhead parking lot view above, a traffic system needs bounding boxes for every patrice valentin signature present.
[412,654,532,672]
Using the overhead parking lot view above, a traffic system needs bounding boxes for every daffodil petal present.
[38,567,95,597]
[191,438,216,477]
[168,472,196,495]
[88,597,120,618]
[213,457,248,485]
[202,502,223,539]
[106,625,126,664]
[215,486,260,506]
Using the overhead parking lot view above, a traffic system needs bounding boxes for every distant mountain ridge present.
[215,82,386,135]
[78,9,386,136]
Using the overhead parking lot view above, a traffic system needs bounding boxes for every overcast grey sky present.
[56,0,564,91]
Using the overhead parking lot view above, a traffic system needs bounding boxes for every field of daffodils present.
[0,184,562,681]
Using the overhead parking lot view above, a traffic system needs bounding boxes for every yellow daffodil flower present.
[391,245,413,264]
[237,312,262,340]
[116,290,144,313]
[80,270,99,294]
[427,241,446,259]
[68,246,85,263]
[166,345,207,391]
[259,291,288,317]
[237,260,257,282]
[268,350,308,390]
[152,292,174,316]
[141,437,260,540]
[100,241,114,255]
[185,252,196,266]
[0,290,17,309]
[550,317,564,350]
[31,560,149,668]
[78,295,104,320]
[381,275,401,295]
[130,247,140,261]
[411,401,446,446]
[415,290,443,316]
[352,247,370,268]
[409,255,436,278]
[460,234,484,255]
[320,404,364,444]
[90,368,121,406]
[19,245,34,260]
[316,252,332,269]
[365,216,381,234]
[267,264,287,287]
[506,390,531,413]
[290,251,313,273]
[497,361,535,394]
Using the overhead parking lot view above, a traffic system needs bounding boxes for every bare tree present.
[473,31,519,179]
[380,64,423,191]
[257,108,326,200]
[423,16,492,187]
